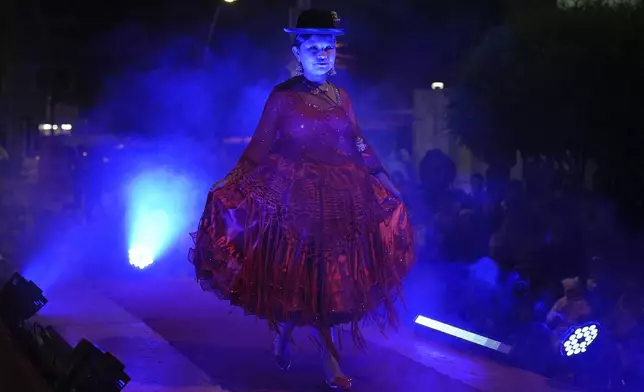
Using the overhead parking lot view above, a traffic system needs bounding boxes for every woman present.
[190,9,414,390]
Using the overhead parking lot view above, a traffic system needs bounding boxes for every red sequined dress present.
[190,76,414,343]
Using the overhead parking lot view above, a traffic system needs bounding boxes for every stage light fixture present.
[0,273,48,328]
[414,314,513,354]
[128,246,154,269]
[561,322,600,357]
[30,323,75,377]
[56,338,130,392]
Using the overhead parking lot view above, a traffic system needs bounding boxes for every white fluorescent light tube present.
[415,315,513,354]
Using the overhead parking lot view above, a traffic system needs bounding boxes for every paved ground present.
[96,276,477,392]
[34,278,223,392]
[92,275,561,392]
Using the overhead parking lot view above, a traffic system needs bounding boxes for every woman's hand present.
[375,172,402,201]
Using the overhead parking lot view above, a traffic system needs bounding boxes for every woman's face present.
[293,34,336,76]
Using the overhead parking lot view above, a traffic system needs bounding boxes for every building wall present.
[411,88,602,191]
[412,88,491,190]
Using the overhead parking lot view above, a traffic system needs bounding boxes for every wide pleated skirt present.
[189,155,415,347]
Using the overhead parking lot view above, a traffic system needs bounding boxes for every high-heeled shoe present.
[273,336,291,371]
[318,329,351,390]
[325,375,352,390]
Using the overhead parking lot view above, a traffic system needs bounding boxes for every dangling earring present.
[295,62,303,76]
[328,66,337,76]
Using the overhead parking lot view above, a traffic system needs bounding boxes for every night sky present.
[1,0,508,107]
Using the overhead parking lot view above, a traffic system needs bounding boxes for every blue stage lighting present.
[561,322,600,357]
[128,246,154,270]
[125,167,195,270]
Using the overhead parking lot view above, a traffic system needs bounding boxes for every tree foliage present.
[448,3,644,188]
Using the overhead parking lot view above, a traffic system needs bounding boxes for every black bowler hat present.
[283,9,344,35]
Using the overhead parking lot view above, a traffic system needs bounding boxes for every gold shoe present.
[325,376,352,390]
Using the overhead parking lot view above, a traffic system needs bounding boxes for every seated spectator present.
[607,280,644,379]
[546,277,593,337]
